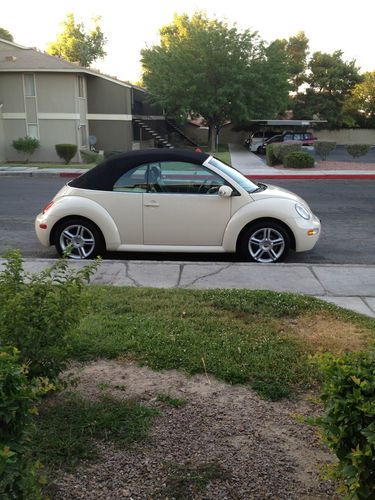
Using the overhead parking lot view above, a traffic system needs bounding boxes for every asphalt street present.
[0,176,374,264]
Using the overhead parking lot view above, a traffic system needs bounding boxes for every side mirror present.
[218,185,233,198]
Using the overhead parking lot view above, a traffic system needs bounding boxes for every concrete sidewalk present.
[4,258,375,318]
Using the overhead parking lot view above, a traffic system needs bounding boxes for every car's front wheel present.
[240,222,290,263]
[54,218,105,259]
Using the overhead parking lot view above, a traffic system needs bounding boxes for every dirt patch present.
[45,359,340,499]
[279,313,372,354]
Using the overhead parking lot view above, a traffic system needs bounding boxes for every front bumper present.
[291,214,321,252]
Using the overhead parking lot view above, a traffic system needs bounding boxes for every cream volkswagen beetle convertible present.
[35,149,320,262]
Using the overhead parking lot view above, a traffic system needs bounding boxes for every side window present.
[113,164,148,192]
[284,134,293,141]
[153,162,226,195]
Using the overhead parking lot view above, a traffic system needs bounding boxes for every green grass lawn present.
[70,287,375,400]
[202,144,232,165]
[30,286,374,479]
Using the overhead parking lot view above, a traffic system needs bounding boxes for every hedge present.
[314,141,336,161]
[55,144,78,164]
[283,151,315,169]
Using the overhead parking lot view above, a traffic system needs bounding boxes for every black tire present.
[256,146,264,154]
[54,218,105,260]
[239,221,290,263]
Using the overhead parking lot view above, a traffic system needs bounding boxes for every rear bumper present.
[35,212,55,247]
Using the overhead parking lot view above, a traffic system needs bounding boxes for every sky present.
[2,0,375,83]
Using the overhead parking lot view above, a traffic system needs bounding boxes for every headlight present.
[295,203,311,220]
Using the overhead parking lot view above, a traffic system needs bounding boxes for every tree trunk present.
[209,124,217,152]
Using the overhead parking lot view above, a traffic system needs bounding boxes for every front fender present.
[49,196,121,250]
[223,198,296,251]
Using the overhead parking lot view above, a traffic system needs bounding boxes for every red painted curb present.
[59,172,82,178]
[245,174,375,180]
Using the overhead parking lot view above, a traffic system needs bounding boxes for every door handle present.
[144,201,160,207]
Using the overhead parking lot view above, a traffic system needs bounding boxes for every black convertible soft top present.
[70,149,210,191]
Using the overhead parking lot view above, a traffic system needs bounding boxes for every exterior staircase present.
[133,118,174,149]
[165,118,200,148]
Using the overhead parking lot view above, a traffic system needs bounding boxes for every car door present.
[89,163,147,245]
[143,161,232,246]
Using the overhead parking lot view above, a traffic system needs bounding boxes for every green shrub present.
[12,136,40,163]
[314,141,336,160]
[283,151,315,169]
[0,250,99,380]
[317,353,375,498]
[55,144,78,164]
[0,348,51,498]
[272,141,302,162]
[80,150,104,164]
[265,144,279,166]
[346,144,371,159]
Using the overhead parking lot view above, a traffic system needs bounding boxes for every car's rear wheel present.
[54,218,104,259]
[240,222,290,263]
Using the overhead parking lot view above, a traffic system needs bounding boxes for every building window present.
[27,124,39,139]
[24,74,36,97]
[78,76,85,97]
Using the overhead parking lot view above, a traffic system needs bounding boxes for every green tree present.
[141,12,289,151]
[47,13,106,67]
[345,71,375,127]
[272,31,309,93]
[0,27,14,42]
[292,50,362,127]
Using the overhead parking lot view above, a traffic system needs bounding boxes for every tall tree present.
[47,13,106,67]
[293,50,361,127]
[272,31,309,93]
[0,27,14,42]
[141,13,289,150]
[345,71,375,127]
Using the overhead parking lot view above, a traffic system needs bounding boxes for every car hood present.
[251,183,308,206]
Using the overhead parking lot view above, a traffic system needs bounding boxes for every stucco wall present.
[315,129,375,145]
[88,120,133,151]
[5,119,79,162]
[86,76,132,114]
[0,110,5,163]
[0,74,24,112]
[36,73,77,113]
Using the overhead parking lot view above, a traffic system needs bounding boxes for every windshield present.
[208,157,259,193]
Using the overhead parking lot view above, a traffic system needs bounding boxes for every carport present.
[247,119,327,147]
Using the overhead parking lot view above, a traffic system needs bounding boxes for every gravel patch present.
[47,359,338,499]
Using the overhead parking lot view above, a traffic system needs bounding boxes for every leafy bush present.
[0,348,51,498]
[12,136,40,163]
[55,144,78,164]
[317,353,375,498]
[265,144,279,166]
[314,141,336,160]
[80,150,104,164]
[346,144,371,159]
[283,151,315,169]
[0,250,99,380]
[272,141,302,162]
